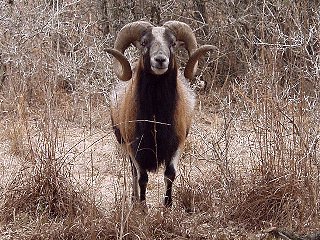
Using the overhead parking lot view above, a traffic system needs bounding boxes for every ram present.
[107,21,214,207]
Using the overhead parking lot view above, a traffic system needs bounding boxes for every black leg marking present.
[138,170,148,203]
[130,160,139,202]
[164,164,176,207]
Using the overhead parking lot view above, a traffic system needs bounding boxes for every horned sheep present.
[106,21,214,207]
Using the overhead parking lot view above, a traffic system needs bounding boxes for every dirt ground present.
[0,106,237,208]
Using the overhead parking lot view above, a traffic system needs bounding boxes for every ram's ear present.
[133,40,142,49]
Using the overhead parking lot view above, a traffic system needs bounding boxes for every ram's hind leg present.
[130,159,139,202]
[130,159,148,210]
[138,169,148,203]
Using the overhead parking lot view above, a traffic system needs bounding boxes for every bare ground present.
[0,107,229,207]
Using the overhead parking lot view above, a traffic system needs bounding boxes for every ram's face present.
[139,27,176,75]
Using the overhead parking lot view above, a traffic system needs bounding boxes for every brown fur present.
[110,60,195,156]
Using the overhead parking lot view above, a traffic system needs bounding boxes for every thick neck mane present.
[132,65,180,171]
[137,67,178,123]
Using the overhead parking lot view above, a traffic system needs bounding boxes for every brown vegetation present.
[0,0,319,239]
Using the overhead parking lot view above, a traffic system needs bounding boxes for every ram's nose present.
[151,54,169,75]
[154,55,167,66]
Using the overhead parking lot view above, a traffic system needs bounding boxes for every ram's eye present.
[141,40,148,47]
[170,41,176,47]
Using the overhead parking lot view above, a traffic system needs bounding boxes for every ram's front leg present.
[164,150,180,207]
[164,163,176,207]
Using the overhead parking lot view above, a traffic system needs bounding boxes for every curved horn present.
[163,21,197,56]
[108,21,153,81]
[164,21,216,80]
[163,21,201,80]
[106,48,132,81]
[184,45,217,80]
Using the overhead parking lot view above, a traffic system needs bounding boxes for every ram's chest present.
[132,112,179,171]
[130,75,181,170]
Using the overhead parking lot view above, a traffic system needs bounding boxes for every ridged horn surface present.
[163,21,198,56]
[164,21,214,80]
[184,45,216,80]
[106,48,132,81]
[108,21,153,81]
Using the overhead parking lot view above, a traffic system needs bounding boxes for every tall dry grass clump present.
[0,91,115,238]
[0,0,115,238]
[192,0,320,232]
[168,0,320,234]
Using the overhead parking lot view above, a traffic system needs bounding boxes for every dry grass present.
[0,0,319,239]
